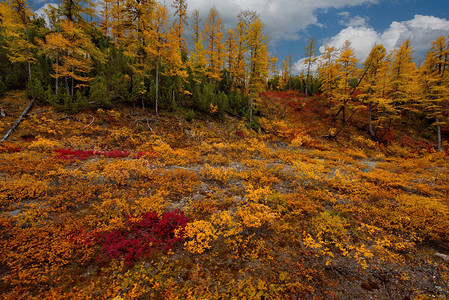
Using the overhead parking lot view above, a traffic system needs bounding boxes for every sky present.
[32,0,449,75]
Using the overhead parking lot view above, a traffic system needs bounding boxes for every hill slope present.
[0,90,448,299]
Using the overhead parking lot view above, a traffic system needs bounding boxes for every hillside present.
[1,90,448,299]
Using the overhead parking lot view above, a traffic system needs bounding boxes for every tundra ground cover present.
[0,91,448,299]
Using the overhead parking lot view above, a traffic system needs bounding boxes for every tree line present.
[0,0,447,148]
[271,37,448,150]
[0,0,269,122]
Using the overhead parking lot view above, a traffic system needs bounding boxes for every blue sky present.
[33,0,449,74]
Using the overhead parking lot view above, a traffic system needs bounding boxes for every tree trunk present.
[55,0,60,95]
[55,49,59,95]
[369,102,375,139]
[65,77,70,95]
[24,23,34,99]
[305,62,311,97]
[436,117,442,150]
[249,99,253,123]
[1,100,34,142]
[71,77,74,98]
[155,56,159,116]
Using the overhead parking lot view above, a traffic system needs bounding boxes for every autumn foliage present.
[0,89,447,299]
[0,0,448,297]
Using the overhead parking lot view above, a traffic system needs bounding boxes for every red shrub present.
[100,150,130,158]
[96,211,188,266]
[131,152,146,159]
[55,148,96,160]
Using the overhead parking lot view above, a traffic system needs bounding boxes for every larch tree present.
[191,9,201,46]
[269,54,279,88]
[246,16,268,122]
[146,2,170,115]
[42,0,99,96]
[304,37,317,96]
[116,0,154,75]
[189,36,207,83]
[171,0,188,56]
[203,8,224,83]
[0,0,36,98]
[419,35,449,150]
[390,39,417,114]
[279,57,289,91]
[41,19,105,97]
[335,40,359,124]
[360,44,395,139]
[318,45,339,120]
[60,0,95,24]
[225,29,236,75]
[233,20,247,90]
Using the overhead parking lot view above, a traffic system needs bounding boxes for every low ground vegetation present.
[0,90,448,299]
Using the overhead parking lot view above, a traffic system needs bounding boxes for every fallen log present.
[1,99,34,142]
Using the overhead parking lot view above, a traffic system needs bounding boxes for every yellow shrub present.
[352,135,376,149]
[103,160,152,185]
[236,202,277,229]
[184,220,217,254]
[211,211,243,237]
[0,175,48,206]
[134,191,168,216]
[27,137,61,152]
[312,211,350,245]
[290,133,314,148]
[152,140,198,165]
[293,160,326,187]
[201,164,235,184]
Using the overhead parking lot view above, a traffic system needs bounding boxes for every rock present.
[359,159,378,173]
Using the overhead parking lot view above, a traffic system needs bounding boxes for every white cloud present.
[347,15,369,27]
[299,14,449,71]
[294,57,320,75]
[381,15,449,53]
[186,0,378,42]
[319,25,380,61]
[338,11,369,27]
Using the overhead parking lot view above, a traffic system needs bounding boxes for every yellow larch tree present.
[246,16,269,121]
[203,8,224,82]
[60,0,95,23]
[360,44,396,139]
[279,56,290,91]
[304,37,317,96]
[225,29,236,75]
[269,54,279,89]
[233,20,247,90]
[419,35,449,150]
[189,36,208,83]
[42,0,97,96]
[114,0,154,78]
[390,39,418,113]
[318,45,339,119]
[145,3,170,115]
[171,0,188,56]
[335,40,359,124]
[191,9,201,46]
[0,0,36,97]
[41,19,105,97]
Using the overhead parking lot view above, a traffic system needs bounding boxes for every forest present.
[0,0,449,298]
